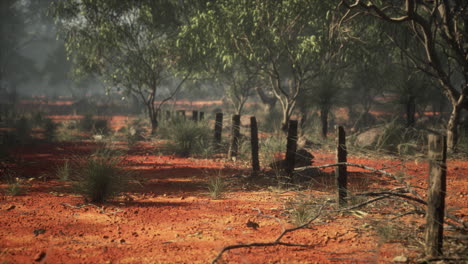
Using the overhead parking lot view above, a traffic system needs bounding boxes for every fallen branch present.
[211,204,326,264]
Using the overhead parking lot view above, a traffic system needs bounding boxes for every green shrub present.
[73,150,128,203]
[161,120,212,157]
[375,120,426,154]
[208,176,225,199]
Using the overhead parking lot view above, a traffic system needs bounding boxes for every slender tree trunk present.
[320,105,329,139]
[447,103,462,152]
[406,95,416,127]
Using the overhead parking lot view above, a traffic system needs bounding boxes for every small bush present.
[120,118,147,146]
[73,150,128,203]
[208,176,225,199]
[6,182,24,196]
[286,196,319,227]
[56,160,71,181]
[161,120,212,157]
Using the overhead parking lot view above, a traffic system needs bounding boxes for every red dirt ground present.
[1,140,467,263]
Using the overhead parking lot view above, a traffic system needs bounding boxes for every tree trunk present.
[320,105,329,139]
[406,95,416,127]
[447,103,462,152]
[255,86,277,112]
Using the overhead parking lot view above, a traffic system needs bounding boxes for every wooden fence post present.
[192,110,199,122]
[285,120,298,177]
[335,126,347,207]
[199,112,204,121]
[166,110,171,121]
[250,116,260,176]
[228,114,241,160]
[425,134,447,257]
[213,113,223,150]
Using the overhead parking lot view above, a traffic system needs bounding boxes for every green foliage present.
[160,120,212,157]
[73,149,129,203]
[207,176,225,199]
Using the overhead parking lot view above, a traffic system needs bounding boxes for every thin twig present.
[211,203,326,264]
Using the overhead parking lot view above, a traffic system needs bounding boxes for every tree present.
[340,0,468,151]
[182,0,341,131]
[51,0,196,134]
[0,0,39,94]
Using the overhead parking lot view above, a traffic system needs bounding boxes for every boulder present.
[354,126,384,148]
[269,148,314,169]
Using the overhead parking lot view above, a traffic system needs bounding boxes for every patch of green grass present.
[160,120,212,157]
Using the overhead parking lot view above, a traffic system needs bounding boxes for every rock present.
[295,149,314,167]
[269,148,314,169]
[354,126,384,148]
[392,255,408,263]
[33,228,46,237]
[34,251,46,262]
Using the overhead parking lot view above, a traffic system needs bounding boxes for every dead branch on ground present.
[211,204,326,264]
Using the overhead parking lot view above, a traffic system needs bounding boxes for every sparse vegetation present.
[73,149,129,203]
[55,160,71,181]
[160,119,212,157]
[208,176,225,199]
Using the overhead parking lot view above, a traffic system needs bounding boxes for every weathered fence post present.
[250,116,260,176]
[192,110,199,122]
[199,112,205,121]
[425,134,447,257]
[285,120,298,178]
[165,110,171,121]
[228,114,241,160]
[213,113,223,150]
[335,126,347,207]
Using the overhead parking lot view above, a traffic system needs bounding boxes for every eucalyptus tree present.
[341,0,468,151]
[182,0,341,131]
[51,0,199,134]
